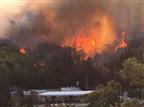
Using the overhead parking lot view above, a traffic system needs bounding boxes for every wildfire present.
[19,47,26,55]
[63,16,117,59]
[115,32,127,50]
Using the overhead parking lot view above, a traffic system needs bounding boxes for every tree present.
[120,57,144,88]
[121,98,143,107]
[88,80,121,107]
[0,64,11,106]
[11,96,33,107]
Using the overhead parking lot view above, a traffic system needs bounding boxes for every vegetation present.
[88,80,121,107]
[87,57,144,107]
[120,57,144,88]
[121,98,143,107]
[0,33,144,106]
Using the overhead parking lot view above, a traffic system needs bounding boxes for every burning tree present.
[19,47,26,55]
[115,32,127,51]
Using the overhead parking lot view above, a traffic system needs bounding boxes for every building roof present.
[39,90,93,96]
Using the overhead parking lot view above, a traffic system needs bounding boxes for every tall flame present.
[115,32,127,51]
[63,16,117,59]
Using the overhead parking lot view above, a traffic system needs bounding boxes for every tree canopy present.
[120,57,144,88]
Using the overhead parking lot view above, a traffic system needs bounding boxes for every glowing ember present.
[115,32,127,50]
[63,16,117,59]
[19,47,26,55]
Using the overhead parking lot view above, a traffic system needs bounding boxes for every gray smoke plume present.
[1,0,144,48]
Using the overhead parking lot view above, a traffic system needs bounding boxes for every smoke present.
[106,1,144,33]
[0,0,26,37]
[1,0,107,46]
[1,0,144,48]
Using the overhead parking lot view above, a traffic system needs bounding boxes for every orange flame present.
[115,32,127,51]
[63,16,117,59]
[19,47,26,55]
